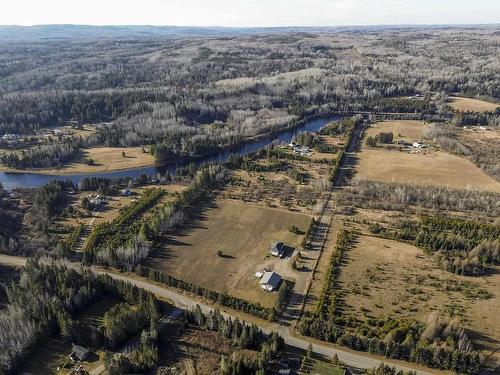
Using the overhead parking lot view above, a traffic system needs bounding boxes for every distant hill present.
[0,24,495,41]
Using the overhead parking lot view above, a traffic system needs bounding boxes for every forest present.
[0,27,498,169]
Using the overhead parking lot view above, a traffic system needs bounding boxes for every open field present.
[148,199,312,308]
[355,148,500,192]
[366,120,424,141]
[0,146,155,175]
[338,234,499,357]
[448,97,499,113]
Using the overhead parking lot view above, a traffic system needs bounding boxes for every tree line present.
[339,180,500,217]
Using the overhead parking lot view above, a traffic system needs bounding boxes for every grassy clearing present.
[148,199,311,308]
[339,234,499,357]
[366,120,424,141]
[309,359,346,375]
[355,148,500,192]
[0,146,155,175]
[448,97,499,113]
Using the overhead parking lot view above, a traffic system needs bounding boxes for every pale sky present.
[2,0,499,27]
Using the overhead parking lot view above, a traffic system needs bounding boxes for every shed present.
[259,271,282,292]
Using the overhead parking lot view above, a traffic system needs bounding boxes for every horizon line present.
[1,22,499,28]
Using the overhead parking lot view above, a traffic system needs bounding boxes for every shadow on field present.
[147,196,219,267]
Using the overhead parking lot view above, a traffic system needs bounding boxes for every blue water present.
[0,115,340,190]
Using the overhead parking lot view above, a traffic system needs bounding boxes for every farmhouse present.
[269,241,285,257]
[259,271,282,292]
[69,344,90,362]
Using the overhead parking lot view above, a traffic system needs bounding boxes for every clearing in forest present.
[148,199,312,308]
[448,97,499,113]
[338,234,499,357]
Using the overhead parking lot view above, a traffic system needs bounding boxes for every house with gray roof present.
[259,271,282,292]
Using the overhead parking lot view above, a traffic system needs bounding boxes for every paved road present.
[0,254,441,375]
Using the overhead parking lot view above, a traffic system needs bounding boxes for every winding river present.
[0,115,341,190]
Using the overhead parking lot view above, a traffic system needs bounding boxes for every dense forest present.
[0,27,498,168]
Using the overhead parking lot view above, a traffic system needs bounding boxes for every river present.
[0,115,341,190]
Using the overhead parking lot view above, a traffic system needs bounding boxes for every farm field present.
[355,148,500,192]
[148,199,312,308]
[366,120,424,141]
[0,146,155,175]
[338,234,499,358]
[448,97,499,112]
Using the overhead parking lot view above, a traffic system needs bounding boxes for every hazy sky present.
[2,0,499,27]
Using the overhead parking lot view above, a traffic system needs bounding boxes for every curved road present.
[0,254,444,375]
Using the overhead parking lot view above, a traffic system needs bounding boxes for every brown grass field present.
[355,148,500,192]
[339,234,499,358]
[0,146,155,175]
[148,199,312,308]
[366,120,424,141]
[448,97,499,113]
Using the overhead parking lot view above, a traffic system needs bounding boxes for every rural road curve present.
[0,254,443,375]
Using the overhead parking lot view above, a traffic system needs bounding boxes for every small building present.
[120,188,132,196]
[269,241,285,257]
[259,271,282,292]
[69,344,90,362]
[255,271,263,278]
[88,194,104,206]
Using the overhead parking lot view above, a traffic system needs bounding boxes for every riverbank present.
[0,114,341,189]
[0,113,341,177]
